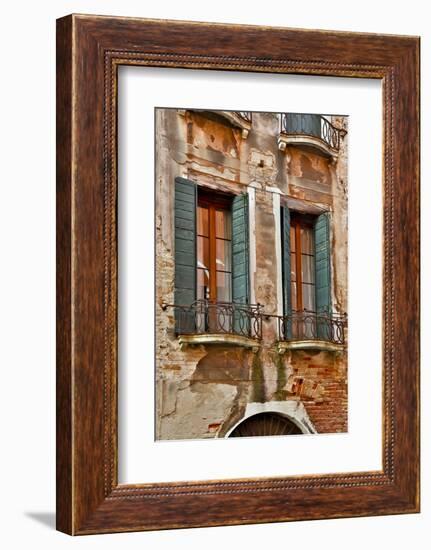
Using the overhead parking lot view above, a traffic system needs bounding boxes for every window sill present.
[178,333,260,352]
[276,340,345,354]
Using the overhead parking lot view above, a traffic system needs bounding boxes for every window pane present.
[216,238,232,271]
[300,226,314,254]
[290,252,296,281]
[301,254,315,284]
[197,268,210,300]
[290,226,296,252]
[291,281,297,311]
[302,283,316,311]
[215,209,231,239]
[197,236,209,270]
[197,206,209,236]
[216,271,232,302]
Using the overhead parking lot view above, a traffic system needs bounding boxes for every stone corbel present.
[284,150,292,171]
[278,139,287,151]
[339,128,348,140]
[329,154,339,167]
[247,180,262,190]
[277,343,287,355]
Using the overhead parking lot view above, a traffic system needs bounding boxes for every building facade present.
[155,108,348,440]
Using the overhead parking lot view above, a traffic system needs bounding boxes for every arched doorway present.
[228,412,302,437]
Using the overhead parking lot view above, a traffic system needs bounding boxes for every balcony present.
[275,310,347,353]
[278,113,346,157]
[218,111,252,138]
[162,300,262,351]
[162,301,347,353]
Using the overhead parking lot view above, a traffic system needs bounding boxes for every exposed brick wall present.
[286,350,348,433]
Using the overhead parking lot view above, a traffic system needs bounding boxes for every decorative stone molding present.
[224,400,317,436]
[278,134,339,160]
[178,333,260,353]
[277,340,345,354]
[217,111,252,139]
[247,180,262,190]
[265,185,284,195]
[284,197,329,216]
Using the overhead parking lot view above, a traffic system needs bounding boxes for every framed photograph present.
[56,14,420,534]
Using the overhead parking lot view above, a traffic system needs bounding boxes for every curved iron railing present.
[162,301,346,346]
[163,300,263,340]
[234,111,252,123]
[279,113,343,151]
[277,310,347,345]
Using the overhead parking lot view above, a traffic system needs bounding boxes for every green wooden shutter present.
[281,206,292,338]
[174,177,197,332]
[286,113,301,134]
[286,113,321,138]
[302,114,321,137]
[231,193,249,334]
[314,212,332,338]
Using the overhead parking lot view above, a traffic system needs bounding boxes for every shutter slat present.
[175,228,194,241]
[174,217,195,230]
[176,253,196,267]
[175,180,196,195]
[175,202,195,214]
[175,239,195,254]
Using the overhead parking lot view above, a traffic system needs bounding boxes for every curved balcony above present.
[162,300,262,351]
[218,111,252,138]
[178,333,260,352]
[274,310,347,354]
[278,113,346,158]
[161,302,347,353]
[276,339,344,353]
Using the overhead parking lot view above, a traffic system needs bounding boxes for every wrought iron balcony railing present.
[277,310,347,346]
[234,111,252,123]
[162,301,347,348]
[163,300,263,340]
[279,113,344,151]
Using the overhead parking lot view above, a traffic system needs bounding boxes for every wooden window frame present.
[290,215,316,312]
[197,190,233,303]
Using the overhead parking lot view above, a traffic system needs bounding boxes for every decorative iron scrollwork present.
[164,300,263,340]
[279,113,343,151]
[277,310,347,345]
[162,302,347,347]
[234,111,252,123]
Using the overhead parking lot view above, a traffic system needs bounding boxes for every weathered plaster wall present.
[155,110,348,440]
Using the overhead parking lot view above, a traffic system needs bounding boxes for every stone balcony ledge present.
[277,133,339,159]
[178,333,260,352]
[276,339,345,354]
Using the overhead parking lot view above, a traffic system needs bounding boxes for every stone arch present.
[224,401,316,437]
[229,412,302,437]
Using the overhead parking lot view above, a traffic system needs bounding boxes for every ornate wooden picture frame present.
[56,14,420,535]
